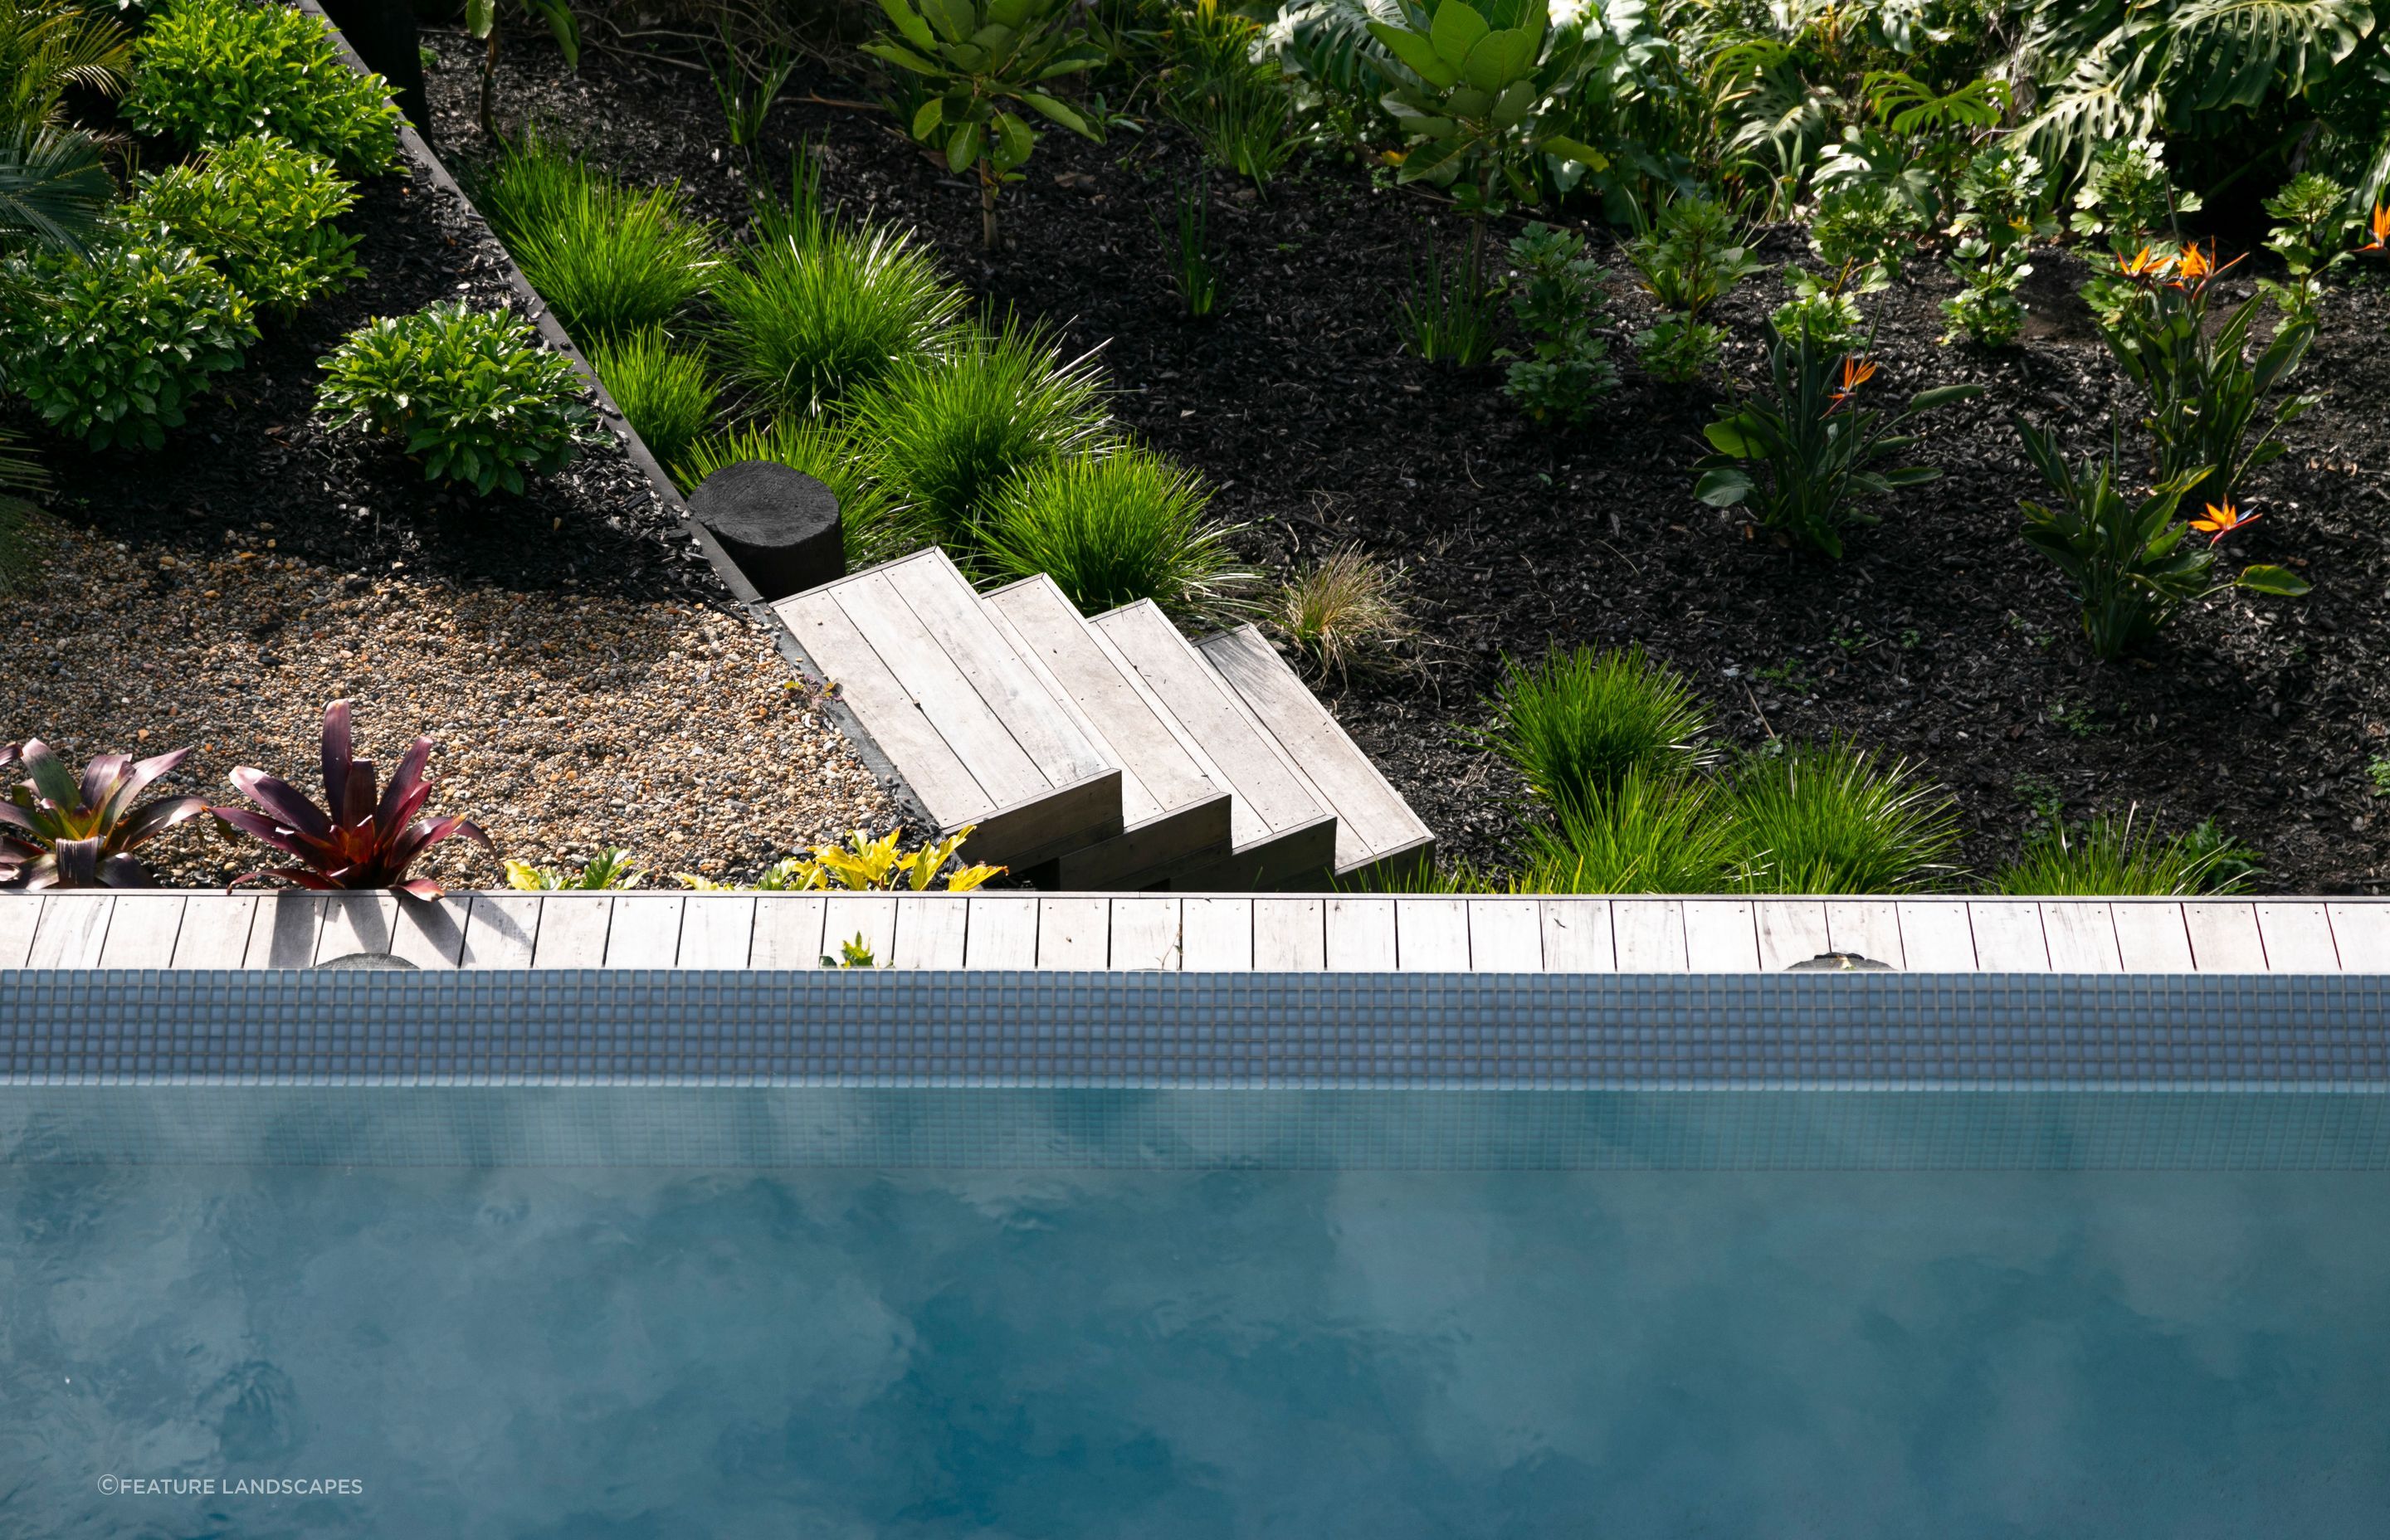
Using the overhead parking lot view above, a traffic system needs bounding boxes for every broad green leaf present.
[948,41,987,69]
[1428,0,1490,67]
[1695,466,1753,506]
[919,0,976,43]
[866,40,944,75]
[1878,465,1940,486]
[1461,27,1535,91]
[912,97,944,137]
[1491,78,1536,127]
[1020,91,1090,136]
[465,0,494,37]
[876,0,939,50]
[1906,383,1983,412]
[946,119,983,170]
[1700,421,1758,458]
[991,111,1035,173]
[987,0,1032,29]
[1538,133,1606,167]
[1369,21,1461,88]
[1446,85,1494,119]
[2236,563,2313,597]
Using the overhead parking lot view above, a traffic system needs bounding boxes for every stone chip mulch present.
[1,514,900,889]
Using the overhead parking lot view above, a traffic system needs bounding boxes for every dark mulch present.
[422,33,2390,893]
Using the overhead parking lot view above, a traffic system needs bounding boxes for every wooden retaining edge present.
[294,0,934,841]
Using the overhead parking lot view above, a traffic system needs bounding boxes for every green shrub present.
[849,321,1107,542]
[1484,644,1710,822]
[588,327,715,479]
[131,134,360,320]
[124,0,400,174]
[979,446,1253,621]
[476,134,714,344]
[1996,808,2256,896]
[1500,223,1613,426]
[1726,740,1958,894]
[2,233,256,450]
[316,301,593,495]
[1632,314,1723,383]
[676,417,925,567]
[1514,768,1739,894]
[711,217,962,413]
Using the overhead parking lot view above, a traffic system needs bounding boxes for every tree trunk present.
[978,163,999,251]
[479,28,500,140]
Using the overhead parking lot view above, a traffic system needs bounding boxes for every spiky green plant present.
[1996,807,2257,896]
[588,328,716,479]
[1727,739,1959,893]
[848,320,1108,543]
[476,134,715,344]
[711,215,963,414]
[1513,768,1740,894]
[978,445,1253,621]
[1271,544,1412,680]
[1484,643,1711,821]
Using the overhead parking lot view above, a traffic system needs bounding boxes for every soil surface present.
[428,35,2390,893]
[1,129,895,886]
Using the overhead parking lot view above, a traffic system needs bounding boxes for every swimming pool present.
[4,968,2387,1537]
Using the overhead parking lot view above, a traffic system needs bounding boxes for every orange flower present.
[1827,354,1875,413]
[2188,501,2259,543]
[2117,245,2173,280]
[2363,202,2390,253]
[2175,241,2213,284]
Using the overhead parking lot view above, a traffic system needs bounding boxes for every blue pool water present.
[7,1148,2390,1537]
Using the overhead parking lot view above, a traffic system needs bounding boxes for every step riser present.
[1050,792,1233,890]
[1171,815,1341,894]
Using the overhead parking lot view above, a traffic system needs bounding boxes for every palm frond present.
[0,125,111,257]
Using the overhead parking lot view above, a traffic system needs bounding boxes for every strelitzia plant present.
[212,701,491,897]
[677,825,1005,892]
[0,738,208,889]
[862,0,1106,249]
[1695,337,1982,558]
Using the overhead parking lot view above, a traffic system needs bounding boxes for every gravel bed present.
[2,514,896,889]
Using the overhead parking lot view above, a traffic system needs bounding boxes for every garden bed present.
[4,104,895,887]
[418,31,2390,894]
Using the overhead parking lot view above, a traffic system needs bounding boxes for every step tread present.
[773,551,1116,849]
[1197,623,1436,876]
[1091,602,1327,852]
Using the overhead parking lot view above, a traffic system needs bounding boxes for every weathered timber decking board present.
[2,894,2380,972]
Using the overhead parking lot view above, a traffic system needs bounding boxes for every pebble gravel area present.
[1,517,895,890]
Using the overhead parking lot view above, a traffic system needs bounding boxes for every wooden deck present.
[2,894,2381,972]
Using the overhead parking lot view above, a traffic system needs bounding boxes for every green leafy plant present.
[1632,312,1724,383]
[2068,138,2199,254]
[316,301,594,496]
[124,0,401,174]
[1770,284,1865,355]
[1995,806,2256,896]
[1626,192,1758,319]
[466,0,580,140]
[848,319,1107,542]
[2097,241,2317,511]
[1498,221,1613,425]
[1484,642,1710,821]
[1726,738,1958,893]
[862,0,1107,248]
[1366,0,1607,295]
[505,846,642,889]
[2370,754,2390,797]
[2013,419,2307,660]
[824,931,880,966]
[212,701,491,898]
[1162,0,1302,185]
[978,444,1255,621]
[707,23,796,159]
[1810,180,1924,280]
[1940,245,2030,346]
[1695,338,1983,558]
[1947,143,2057,259]
[1270,543,1413,680]
[680,825,1004,892]
[1398,236,1499,365]
[2,233,256,451]
[2261,169,2355,320]
[1514,766,1738,894]
[0,738,207,889]
[711,202,963,414]
[131,134,362,321]
[1155,172,1219,319]
[0,0,130,139]
[476,134,715,345]
[0,125,114,259]
[676,415,928,566]
[588,326,716,478]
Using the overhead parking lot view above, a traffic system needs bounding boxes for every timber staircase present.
[775,549,1434,889]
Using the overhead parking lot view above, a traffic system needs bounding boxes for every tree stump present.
[687,461,845,602]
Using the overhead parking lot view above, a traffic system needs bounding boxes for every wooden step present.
[773,548,1121,871]
[1196,623,1435,887]
[1091,601,1339,890]
[981,576,1232,888]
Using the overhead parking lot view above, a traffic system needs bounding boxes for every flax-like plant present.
[1154,173,1219,319]
[1726,739,1958,894]
[849,319,1108,542]
[1996,807,2256,896]
[1271,544,1413,680]
[0,739,208,889]
[1484,643,1710,821]
[1694,337,1983,558]
[588,327,716,479]
[1514,767,1739,894]
[978,445,1254,622]
[675,416,928,567]
[212,702,491,897]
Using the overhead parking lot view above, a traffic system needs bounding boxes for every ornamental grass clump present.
[317,302,594,495]
[1271,545,1413,680]
[851,319,1107,543]
[1726,739,1958,894]
[212,701,491,898]
[1484,643,1710,822]
[712,216,963,414]
[124,0,400,174]
[132,134,362,321]
[0,738,208,889]
[478,134,715,344]
[588,327,715,480]
[980,446,1252,621]
[2,233,256,451]
[1996,807,2256,896]
[675,416,927,566]
[1514,767,1739,894]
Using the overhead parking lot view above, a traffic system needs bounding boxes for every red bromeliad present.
[211,701,491,898]
[0,739,209,889]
